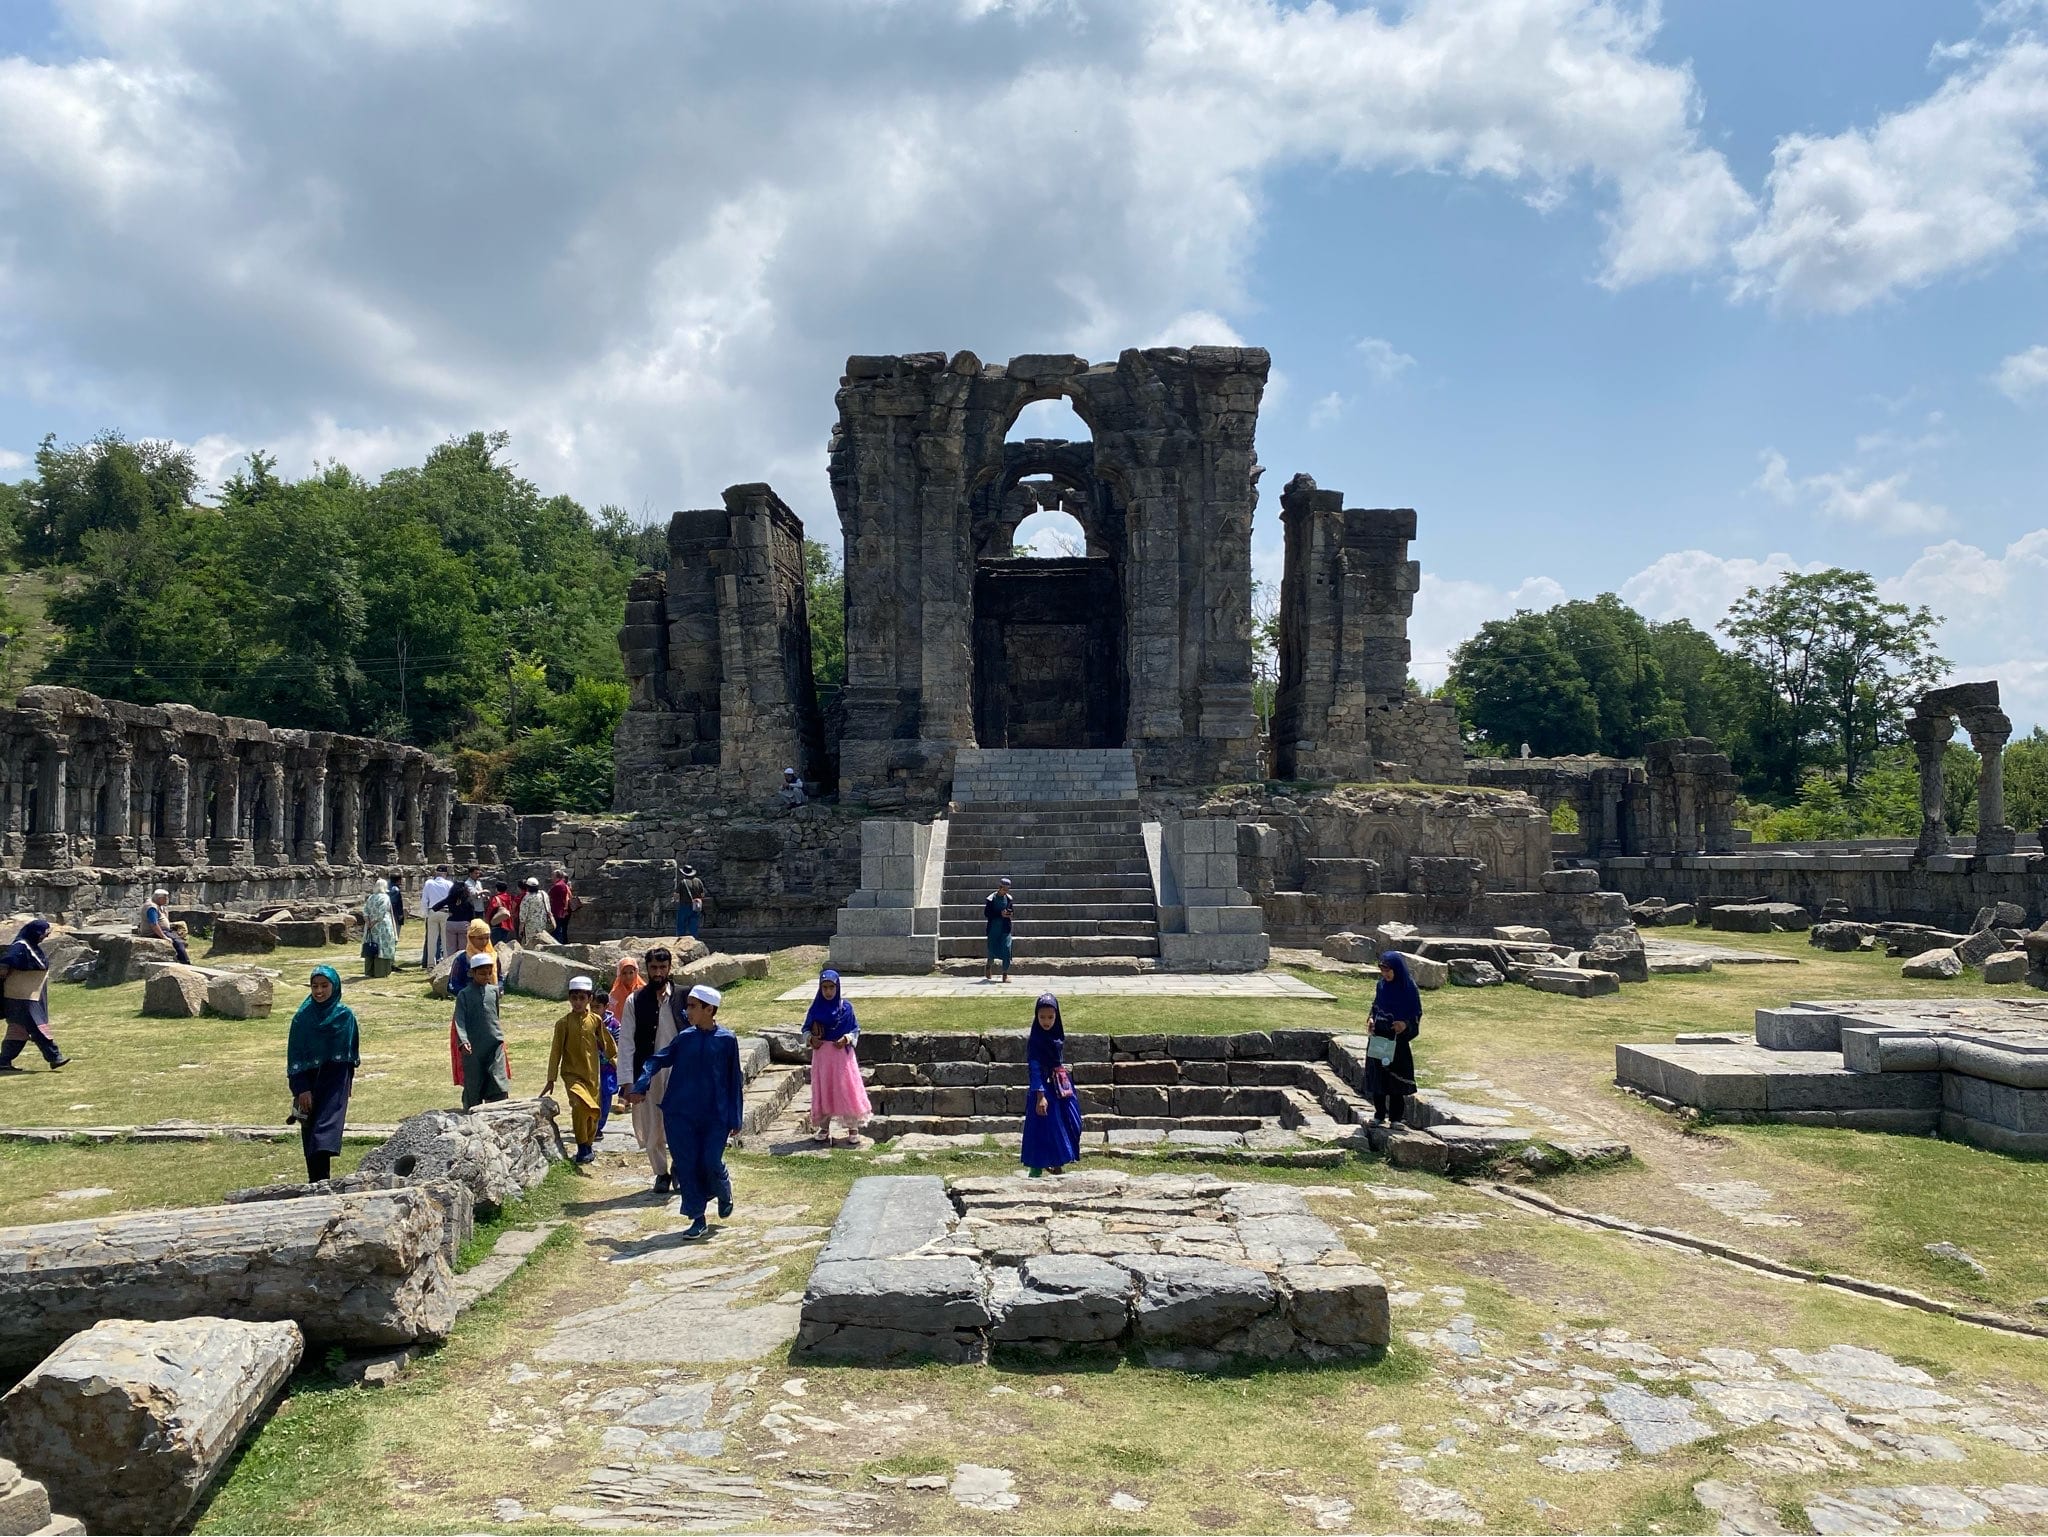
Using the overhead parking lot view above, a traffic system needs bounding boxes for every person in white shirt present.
[419,865,453,969]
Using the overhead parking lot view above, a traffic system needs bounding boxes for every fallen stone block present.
[0,1188,458,1374]
[1122,1255,1278,1345]
[0,1458,53,1536]
[1902,947,1963,981]
[1383,1128,1449,1173]
[1955,928,2007,970]
[1525,967,1621,998]
[334,1346,418,1389]
[1320,932,1378,964]
[1974,902,2028,933]
[1981,951,2028,984]
[96,934,179,985]
[355,1100,562,1215]
[1492,925,1552,944]
[141,964,210,1018]
[678,952,772,990]
[0,1317,302,1535]
[1448,958,1504,987]
[1406,954,1448,990]
[1809,921,1874,952]
[205,969,274,1019]
[505,947,584,1001]
[1710,902,1810,934]
[274,916,349,947]
[1539,869,1599,893]
[1884,926,1967,958]
[205,917,280,957]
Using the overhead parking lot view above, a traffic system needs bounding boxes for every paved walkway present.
[774,973,1336,1002]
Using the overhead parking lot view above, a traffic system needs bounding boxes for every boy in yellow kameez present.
[544,975,616,1168]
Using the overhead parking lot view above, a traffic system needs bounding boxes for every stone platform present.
[1618,997,2048,1153]
[793,1172,1388,1367]
[772,972,1332,1001]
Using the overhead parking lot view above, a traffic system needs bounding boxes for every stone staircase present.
[939,748,1161,963]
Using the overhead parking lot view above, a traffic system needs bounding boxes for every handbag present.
[1365,1033,1398,1065]
[1052,1066,1076,1099]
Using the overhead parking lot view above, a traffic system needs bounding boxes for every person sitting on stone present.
[140,887,190,966]
[0,919,67,1073]
[778,768,807,811]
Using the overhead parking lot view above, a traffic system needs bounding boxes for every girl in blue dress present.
[1021,992,1083,1175]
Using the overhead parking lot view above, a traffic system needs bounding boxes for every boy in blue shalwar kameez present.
[624,982,743,1240]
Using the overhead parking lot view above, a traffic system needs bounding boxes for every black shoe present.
[717,1189,733,1220]
[653,1173,672,1194]
[681,1218,709,1240]
[48,1056,70,1070]
[0,1063,24,1075]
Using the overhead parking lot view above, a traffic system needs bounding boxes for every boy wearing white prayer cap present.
[624,982,742,1238]
[544,975,615,1168]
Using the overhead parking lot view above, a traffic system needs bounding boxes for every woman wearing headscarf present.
[1367,951,1424,1126]
[518,877,552,948]
[0,919,67,1072]
[448,919,505,1089]
[454,948,510,1110]
[803,968,871,1146]
[362,881,398,977]
[287,964,359,1181]
[1021,993,1082,1176]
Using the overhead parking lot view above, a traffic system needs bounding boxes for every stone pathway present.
[771,972,1334,1002]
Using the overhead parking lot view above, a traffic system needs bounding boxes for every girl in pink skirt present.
[805,968,871,1146]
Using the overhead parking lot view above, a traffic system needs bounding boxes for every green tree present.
[1449,611,1601,756]
[23,432,198,566]
[1721,568,1945,794]
[805,538,846,693]
[2004,728,2048,833]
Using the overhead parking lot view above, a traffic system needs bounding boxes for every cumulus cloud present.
[1751,447,1949,535]
[1995,344,2048,400]
[1619,549,1818,630]
[1881,531,2048,729]
[1732,36,2048,311]
[1355,336,1415,383]
[1307,391,1347,429]
[0,0,1756,529]
[0,448,26,473]
[1409,571,1570,688]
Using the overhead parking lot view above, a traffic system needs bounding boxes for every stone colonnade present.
[1641,738,1739,856]
[0,686,467,872]
[1909,681,2015,858]
[1466,756,1649,857]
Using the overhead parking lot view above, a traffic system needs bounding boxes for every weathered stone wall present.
[831,347,1268,805]
[1603,852,2045,932]
[517,808,860,946]
[1270,475,1462,783]
[1469,755,1648,857]
[0,686,508,924]
[614,483,827,811]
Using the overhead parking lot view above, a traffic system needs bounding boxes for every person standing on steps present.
[983,876,1015,984]
[1021,992,1082,1176]
[675,864,707,942]
[1367,950,1423,1127]
[0,919,67,1073]
[454,948,510,1110]
[803,968,870,1146]
[286,964,358,1182]
[624,983,743,1241]
[544,975,615,1168]
[621,946,680,1193]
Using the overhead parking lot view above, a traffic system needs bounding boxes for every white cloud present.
[0,447,26,473]
[1995,343,2048,400]
[1751,447,1949,535]
[1409,571,1569,688]
[1307,391,1347,429]
[1881,531,2048,731]
[1619,549,1818,631]
[1355,336,1415,383]
[1731,36,2048,311]
[0,0,1759,532]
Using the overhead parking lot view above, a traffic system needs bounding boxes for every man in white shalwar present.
[419,865,453,969]
[617,946,680,1191]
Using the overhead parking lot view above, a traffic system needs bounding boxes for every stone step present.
[945,860,1152,879]
[938,935,1162,959]
[941,886,1158,906]
[948,804,1142,824]
[940,902,1158,922]
[940,918,1160,939]
[946,835,1148,853]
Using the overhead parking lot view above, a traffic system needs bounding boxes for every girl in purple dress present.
[1021,993,1083,1175]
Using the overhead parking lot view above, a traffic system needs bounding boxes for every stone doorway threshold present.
[774,973,1335,1001]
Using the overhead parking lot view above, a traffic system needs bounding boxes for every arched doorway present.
[969,399,1128,749]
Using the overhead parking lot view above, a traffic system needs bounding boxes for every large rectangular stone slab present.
[816,1176,954,1262]
[0,1317,302,1535]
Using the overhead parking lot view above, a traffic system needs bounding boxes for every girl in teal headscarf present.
[287,964,360,1182]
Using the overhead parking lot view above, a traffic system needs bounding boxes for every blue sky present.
[2,1,2044,725]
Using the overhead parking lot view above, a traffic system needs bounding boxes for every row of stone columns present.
[1909,684,2014,858]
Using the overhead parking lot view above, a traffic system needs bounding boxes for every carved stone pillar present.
[1704,776,1738,855]
[25,737,73,869]
[156,752,191,865]
[335,763,364,866]
[207,750,247,865]
[1907,714,1955,859]
[1965,713,2015,857]
[258,758,289,866]
[297,765,329,864]
[1,741,24,860]
[430,779,456,861]
[97,747,136,865]
[401,765,426,864]
[372,762,400,865]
